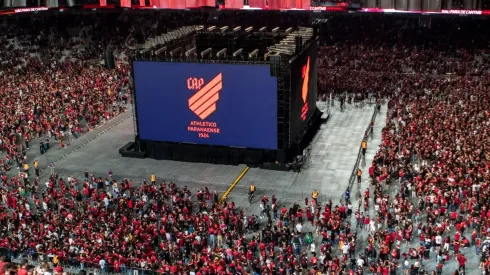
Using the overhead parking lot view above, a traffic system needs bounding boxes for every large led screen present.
[133,61,278,149]
[290,40,318,143]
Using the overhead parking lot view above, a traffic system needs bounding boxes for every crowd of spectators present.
[365,74,490,275]
[317,15,489,96]
[318,14,490,275]
[2,11,490,275]
[0,169,361,275]
[0,13,162,172]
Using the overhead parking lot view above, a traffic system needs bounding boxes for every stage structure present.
[120,25,322,167]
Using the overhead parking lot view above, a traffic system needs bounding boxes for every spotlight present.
[201,48,212,58]
[155,46,167,55]
[248,49,259,59]
[216,48,227,58]
[185,47,196,57]
[170,47,182,56]
[232,48,243,57]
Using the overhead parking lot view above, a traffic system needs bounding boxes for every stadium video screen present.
[133,61,278,150]
[289,40,318,143]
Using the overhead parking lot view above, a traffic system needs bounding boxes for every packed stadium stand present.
[0,8,490,275]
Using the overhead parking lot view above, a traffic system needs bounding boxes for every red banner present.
[225,0,242,9]
[120,0,130,7]
[248,0,265,8]
[268,0,280,9]
[301,0,310,9]
[186,0,215,7]
[139,0,145,6]
[169,0,186,8]
[185,0,202,7]
[280,0,295,9]
[100,0,106,6]
[155,0,168,7]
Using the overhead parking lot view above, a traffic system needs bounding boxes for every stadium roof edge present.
[1,4,490,17]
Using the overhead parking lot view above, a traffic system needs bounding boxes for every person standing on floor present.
[312,189,319,206]
[34,159,39,177]
[361,140,367,157]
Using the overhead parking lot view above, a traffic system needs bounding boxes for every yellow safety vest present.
[312,191,318,199]
[357,170,362,176]
[362,141,367,149]
[250,185,255,192]
[151,174,156,182]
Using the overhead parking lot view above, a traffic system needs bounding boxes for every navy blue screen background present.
[133,61,278,149]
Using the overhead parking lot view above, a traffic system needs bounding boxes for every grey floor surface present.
[27,102,380,204]
[9,101,482,274]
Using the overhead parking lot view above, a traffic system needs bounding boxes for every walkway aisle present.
[351,104,388,239]
[358,103,387,215]
[347,103,388,254]
[242,102,379,205]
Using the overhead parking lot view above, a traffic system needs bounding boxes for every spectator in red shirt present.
[17,261,27,275]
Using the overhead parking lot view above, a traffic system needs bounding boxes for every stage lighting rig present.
[264,52,271,60]
[185,47,197,58]
[139,48,150,55]
[201,48,212,58]
[140,26,200,51]
[267,27,314,57]
[248,49,259,59]
[269,47,294,55]
[170,47,182,57]
[155,46,167,55]
[232,48,243,57]
[216,48,227,58]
